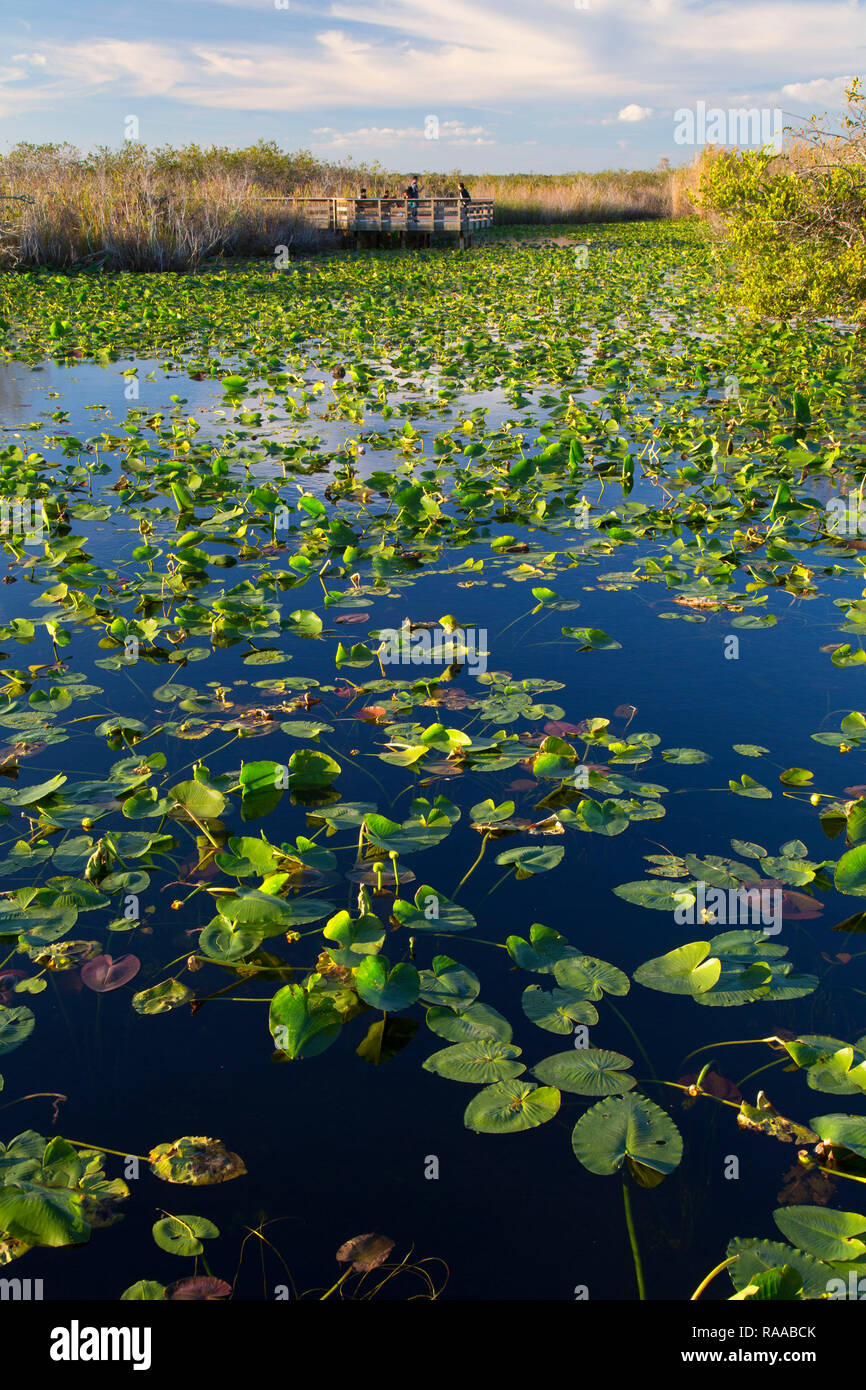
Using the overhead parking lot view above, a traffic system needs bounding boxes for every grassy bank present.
[0,141,693,270]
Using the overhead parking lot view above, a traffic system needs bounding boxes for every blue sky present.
[1,0,863,172]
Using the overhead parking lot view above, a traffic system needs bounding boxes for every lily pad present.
[571,1093,683,1178]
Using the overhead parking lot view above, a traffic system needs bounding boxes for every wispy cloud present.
[312,118,494,146]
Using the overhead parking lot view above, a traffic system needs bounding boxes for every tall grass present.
[0,141,691,270]
[0,144,335,270]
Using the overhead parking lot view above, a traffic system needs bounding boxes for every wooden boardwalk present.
[272,196,494,248]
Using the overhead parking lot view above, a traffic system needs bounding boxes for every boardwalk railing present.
[268,196,494,233]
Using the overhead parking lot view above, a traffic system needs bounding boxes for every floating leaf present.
[80,954,140,993]
[533,1048,635,1096]
[152,1213,219,1257]
[168,779,226,820]
[167,1276,232,1300]
[391,885,476,934]
[131,979,192,1016]
[0,1004,35,1055]
[336,1232,394,1272]
[561,627,621,651]
[613,879,695,911]
[422,1029,523,1081]
[726,1238,828,1298]
[494,845,564,876]
[553,955,630,999]
[0,1187,88,1249]
[835,846,866,896]
[148,1136,246,1186]
[269,984,342,1059]
[633,942,721,996]
[810,1113,866,1160]
[417,956,479,1009]
[772,1205,866,1263]
[464,1080,561,1134]
[121,1281,167,1301]
[571,1093,682,1178]
[354,956,420,1012]
[425,1001,513,1043]
[521,984,599,1033]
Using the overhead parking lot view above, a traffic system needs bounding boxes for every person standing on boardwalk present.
[458,181,471,202]
[406,175,420,222]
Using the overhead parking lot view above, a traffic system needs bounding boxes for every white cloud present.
[618,104,653,122]
[781,74,856,107]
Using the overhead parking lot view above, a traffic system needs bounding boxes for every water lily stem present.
[818,1165,866,1186]
[735,1057,786,1088]
[64,1140,149,1161]
[645,1079,741,1109]
[621,1171,646,1301]
[320,1267,352,1300]
[183,808,221,849]
[452,832,490,900]
[607,1002,657,1081]
[690,1255,739,1300]
[0,1091,67,1113]
[474,866,513,908]
[679,1037,782,1068]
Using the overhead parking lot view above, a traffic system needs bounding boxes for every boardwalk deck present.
[269,196,494,248]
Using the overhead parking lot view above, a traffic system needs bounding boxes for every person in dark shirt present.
[406,176,419,222]
[458,181,471,202]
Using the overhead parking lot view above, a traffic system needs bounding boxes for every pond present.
[1,220,866,1304]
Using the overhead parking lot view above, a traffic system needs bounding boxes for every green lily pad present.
[571,1093,682,1178]
[423,1039,525,1084]
[532,1047,636,1096]
[418,955,480,1009]
[772,1205,866,1263]
[354,956,420,1012]
[464,1080,561,1134]
[152,1214,219,1257]
[521,984,599,1033]
[0,1005,35,1055]
[269,984,342,1059]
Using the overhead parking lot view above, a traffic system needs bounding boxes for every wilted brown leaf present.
[335,1232,395,1272]
[167,1276,232,1300]
[148,1136,247,1186]
[737,1091,819,1145]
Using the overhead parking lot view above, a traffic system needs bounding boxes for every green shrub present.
[697,78,866,322]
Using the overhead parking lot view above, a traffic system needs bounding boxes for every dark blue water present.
[0,353,862,1302]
